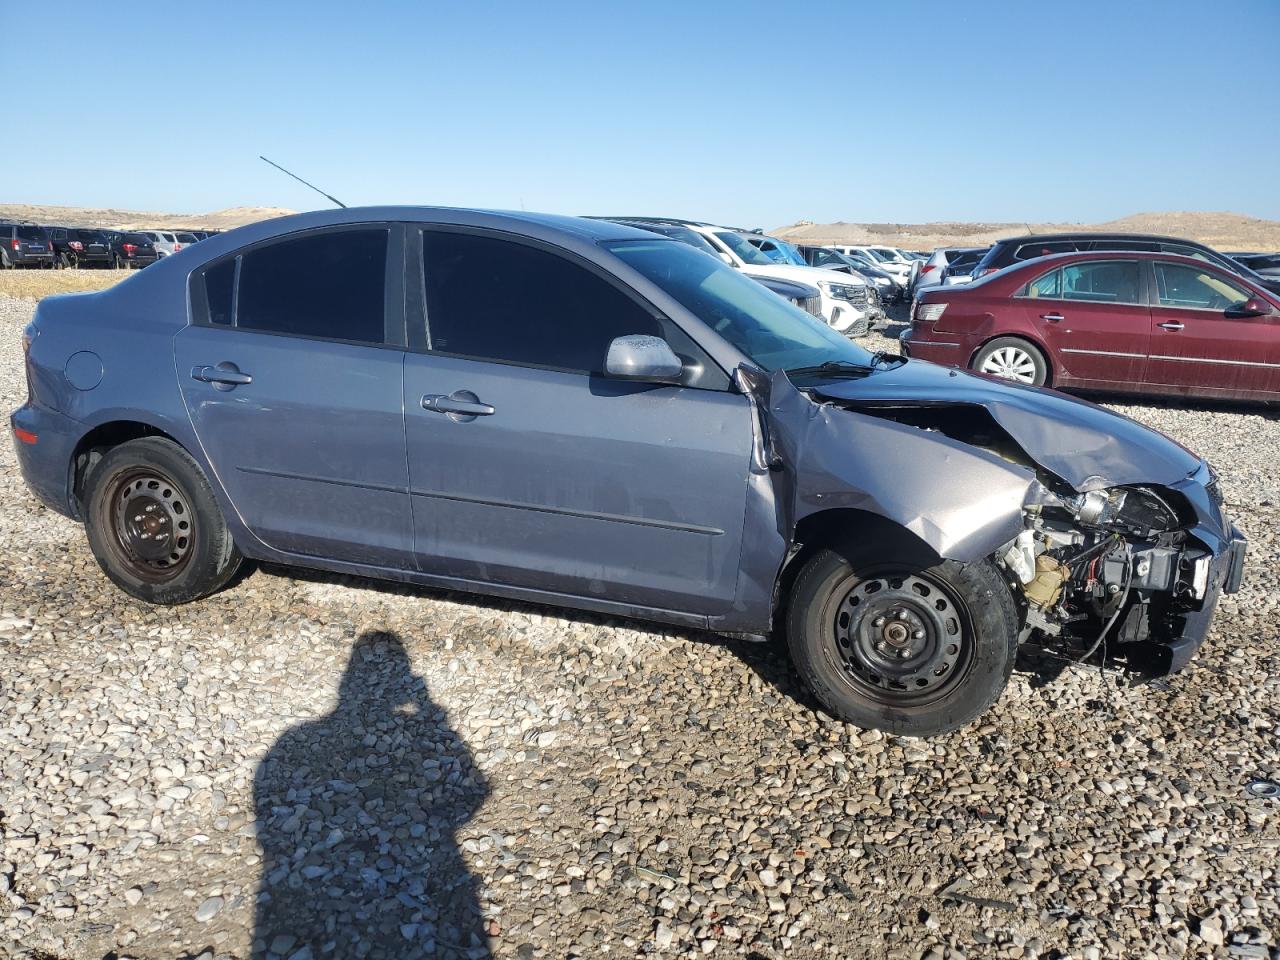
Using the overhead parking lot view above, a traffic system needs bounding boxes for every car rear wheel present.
[786,545,1018,737]
[972,337,1048,386]
[84,437,242,604]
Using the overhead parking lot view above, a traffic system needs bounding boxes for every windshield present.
[768,238,807,266]
[714,230,781,267]
[606,239,874,372]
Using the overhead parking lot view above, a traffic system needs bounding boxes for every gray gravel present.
[2,292,1278,959]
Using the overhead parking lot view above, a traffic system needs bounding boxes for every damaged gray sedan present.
[12,208,1247,736]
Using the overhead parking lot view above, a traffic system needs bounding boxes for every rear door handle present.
[1039,313,1065,322]
[421,390,495,421]
[191,361,252,390]
[1158,321,1185,331]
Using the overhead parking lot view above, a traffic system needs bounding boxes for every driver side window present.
[1154,262,1249,311]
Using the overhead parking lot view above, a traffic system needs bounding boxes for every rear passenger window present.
[1015,241,1077,261]
[204,259,235,326]
[421,231,661,373]
[1024,268,1062,298]
[1061,261,1141,305]
[236,229,388,343]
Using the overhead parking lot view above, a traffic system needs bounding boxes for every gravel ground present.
[1,293,1277,960]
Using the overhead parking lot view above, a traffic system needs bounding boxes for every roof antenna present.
[259,155,347,208]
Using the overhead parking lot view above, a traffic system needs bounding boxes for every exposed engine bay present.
[812,398,1225,676]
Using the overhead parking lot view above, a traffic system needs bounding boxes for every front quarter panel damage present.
[764,370,1037,562]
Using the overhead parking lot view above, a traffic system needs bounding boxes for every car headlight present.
[1073,487,1180,537]
[819,282,864,302]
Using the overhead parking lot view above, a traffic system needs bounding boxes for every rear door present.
[1017,259,1149,387]
[1146,260,1280,399]
[174,224,415,566]
[402,227,753,615]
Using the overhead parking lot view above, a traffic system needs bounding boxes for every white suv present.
[136,230,184,257]
[675,224,874,335]
[826,245,913,286]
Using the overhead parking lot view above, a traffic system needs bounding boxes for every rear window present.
[74,230,107,242]
[1014,241,1078,261]
[235,228,388,343]
[16,225,43,241]
[176,233,197,243]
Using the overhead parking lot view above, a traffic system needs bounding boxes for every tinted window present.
[16,225,43,241]
[1154,263,1249,310]
[1014,241,1078,261]
[204,258,236,326]
[1157,242,1213,264]
[422,231,660,372]
[237,229,387,342]
[1061,261,1141,304]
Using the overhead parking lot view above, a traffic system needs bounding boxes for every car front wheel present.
[84,437,243,604]
[786,545,1018,737]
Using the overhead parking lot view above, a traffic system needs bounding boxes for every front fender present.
[768,370,1037,562]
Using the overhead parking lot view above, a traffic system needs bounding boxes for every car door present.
[1146,260,1280,399]
[402,227,754,615]
[1017,259,1150,388]
[174,224,416,567]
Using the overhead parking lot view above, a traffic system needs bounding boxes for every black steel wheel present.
[105,469,195,582]
[85,437,242,604]
[786,545,1018,737]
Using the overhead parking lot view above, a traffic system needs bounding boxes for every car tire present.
[972,337,1048,386]
[84,437,243,605]
[786,545,1018,737]
[0,250,10,270]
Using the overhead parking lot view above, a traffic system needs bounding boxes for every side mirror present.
[1226,296,1272,318]
[605,335,683,383]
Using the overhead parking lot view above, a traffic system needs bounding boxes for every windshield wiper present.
[784,360,875,379]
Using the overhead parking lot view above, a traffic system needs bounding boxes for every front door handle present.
[191,361,252,390]
[421,390,495,422]
[1039,313,1065,322]
[1158,321,1185,331]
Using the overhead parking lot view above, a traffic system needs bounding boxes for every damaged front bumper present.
[1152,524,1246,674]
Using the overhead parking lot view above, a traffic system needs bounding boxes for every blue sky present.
[5,0,1278,226]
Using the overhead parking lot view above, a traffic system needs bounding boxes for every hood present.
[809,359,1201,492]
[741,263,867,287]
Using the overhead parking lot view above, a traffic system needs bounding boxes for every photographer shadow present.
[252,631,490,959]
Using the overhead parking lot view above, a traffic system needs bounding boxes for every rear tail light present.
[13,426,38,445]
[174,244,182,252]
[123,243,137,255]
[69,241,84,251]
[920,264,937,276]
[915,302,948,323]
[10,239,18,250]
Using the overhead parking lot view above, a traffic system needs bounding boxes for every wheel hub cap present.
[981,347,1037,383]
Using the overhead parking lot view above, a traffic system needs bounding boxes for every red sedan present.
[901,250,1280,402]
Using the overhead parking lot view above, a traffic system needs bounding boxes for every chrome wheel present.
[979,345,1038,383]
[830,571,972,706]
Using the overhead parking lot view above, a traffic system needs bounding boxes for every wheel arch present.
[968,332,1053,386]
[69,419,189,519]
[773,508,944,621]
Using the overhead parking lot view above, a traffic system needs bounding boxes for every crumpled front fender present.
[764,369,1038,562]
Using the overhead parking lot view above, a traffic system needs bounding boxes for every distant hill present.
[0,203,295,231]
[771,212,1280,252]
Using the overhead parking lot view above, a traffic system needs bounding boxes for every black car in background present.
[106,231,160,269]
[0,222,55,269]
[48,227,113,268]
[972,232,1280,296]
[1227,252,1280,279]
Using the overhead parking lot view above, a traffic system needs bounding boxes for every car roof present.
[995,231,1211,247]
[1003,249,1249,271]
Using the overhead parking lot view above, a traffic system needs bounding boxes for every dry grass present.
[0,269,130,300]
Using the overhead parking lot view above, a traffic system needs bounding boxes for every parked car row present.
[0,221,219,270]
